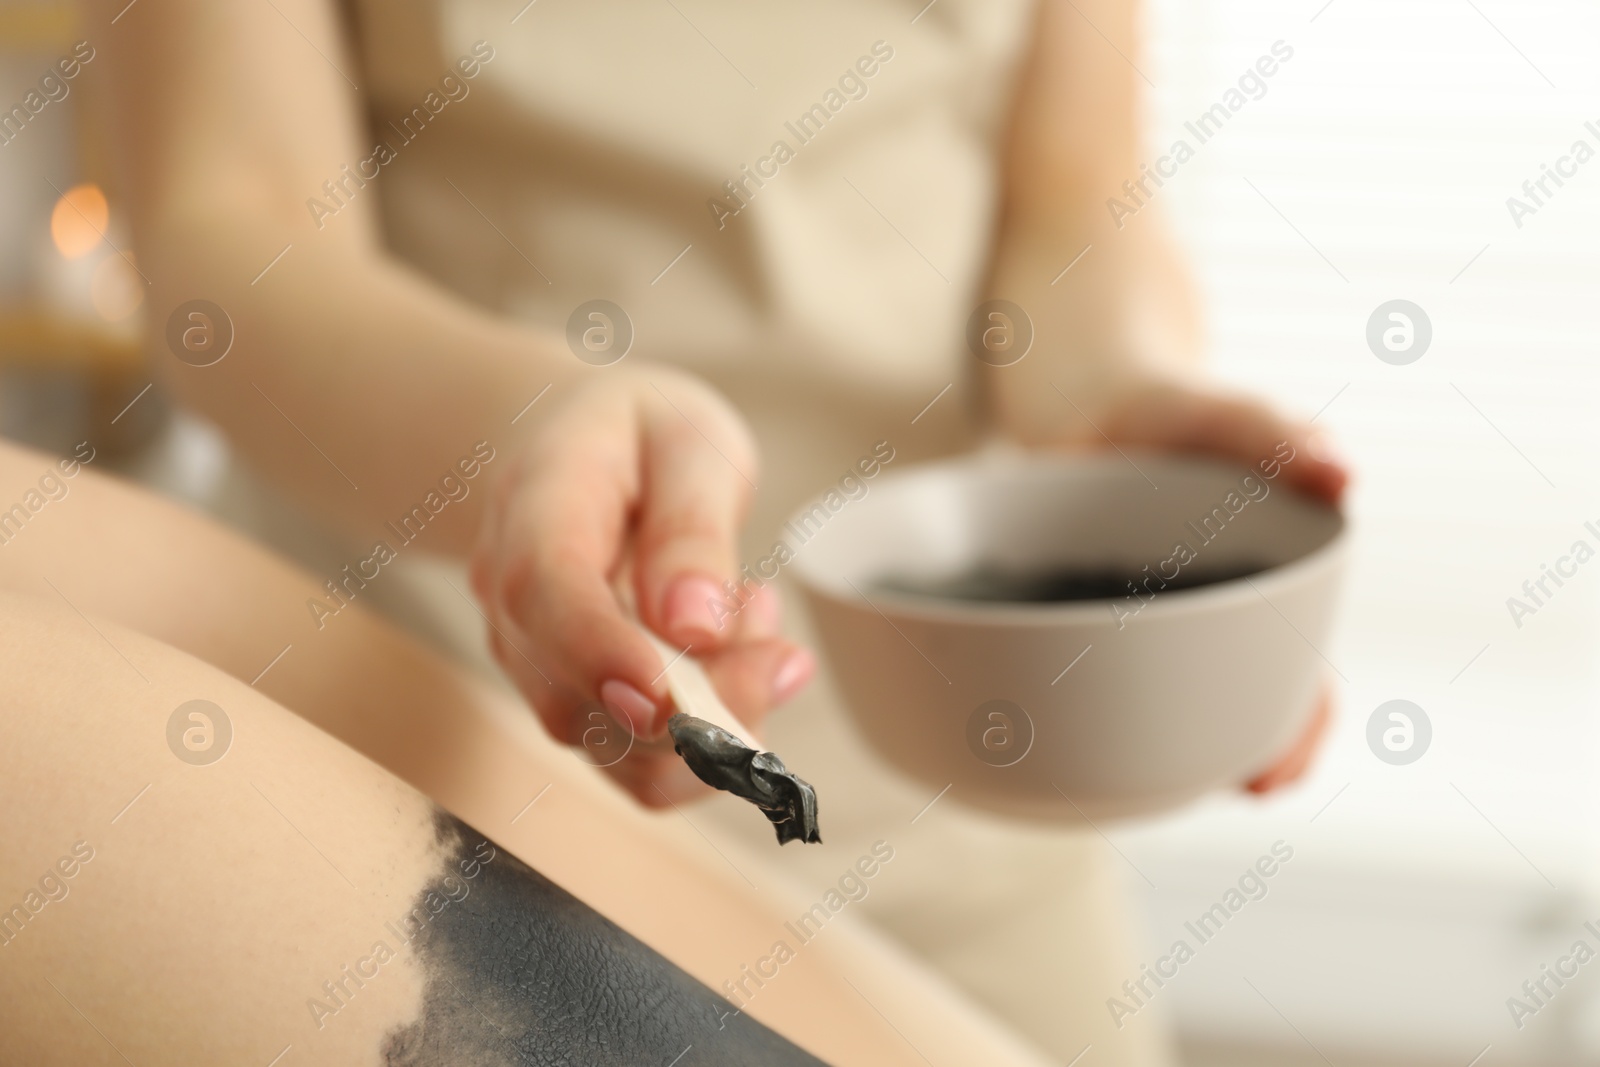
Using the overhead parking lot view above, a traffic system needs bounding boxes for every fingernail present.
[1305,431,1347,467]
[663,574,729,645]
[771,648,816,705]
[600,678,659,739]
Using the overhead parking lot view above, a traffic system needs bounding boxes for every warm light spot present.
[51,183,109,259]
[91,252,144,322]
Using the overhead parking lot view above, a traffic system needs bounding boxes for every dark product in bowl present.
[874,561,1269,604]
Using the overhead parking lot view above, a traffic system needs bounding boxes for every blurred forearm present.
[89,0,580,552]
[983,0,1203,444]
[998,0,1143,227]
[141,213,572,552]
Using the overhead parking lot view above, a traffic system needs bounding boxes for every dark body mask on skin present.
[380,811,831,1065]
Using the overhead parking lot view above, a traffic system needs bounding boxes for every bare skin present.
[0,594,443,1065]
[86,0,1346,807]
[0,438,1054,1066]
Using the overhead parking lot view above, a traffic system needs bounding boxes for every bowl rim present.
[786,449,1349,627]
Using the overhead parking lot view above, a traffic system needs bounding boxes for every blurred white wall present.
[1121,1,1600,1063]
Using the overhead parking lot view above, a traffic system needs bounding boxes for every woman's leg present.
[0,590,826,1064]
[0,441,1053,1066]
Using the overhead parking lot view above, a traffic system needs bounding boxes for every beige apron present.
[336,1,1176,1060]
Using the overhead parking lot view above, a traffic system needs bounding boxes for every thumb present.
[1107,381,1349,505]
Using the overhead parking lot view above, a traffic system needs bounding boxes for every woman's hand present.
[1093,375,1349,506]
[1013,369,1349,794]
[1052,374,1348,794]
[470,369,815,806]
[984,214,1349,796]
[1245,684,1333,794]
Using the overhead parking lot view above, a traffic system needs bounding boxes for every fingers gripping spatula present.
[639,631,822,845]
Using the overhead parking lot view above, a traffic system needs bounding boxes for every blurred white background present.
[1125,0,1600,1063]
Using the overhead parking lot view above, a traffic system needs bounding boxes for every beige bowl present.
[788,450,1347,823]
